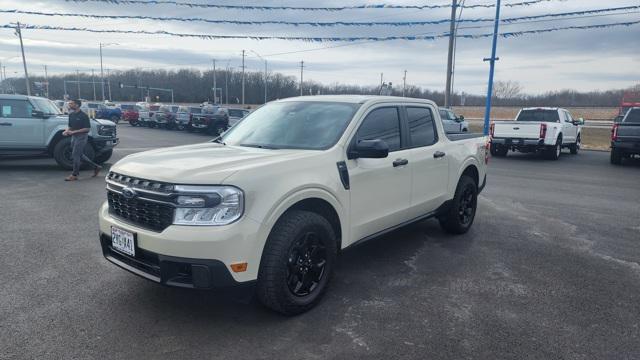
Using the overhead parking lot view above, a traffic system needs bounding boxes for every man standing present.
[63,99,101,181]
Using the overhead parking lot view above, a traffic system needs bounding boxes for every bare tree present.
[492,80,523,100]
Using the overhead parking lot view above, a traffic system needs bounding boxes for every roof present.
[0,94,40,101]
[276,95,437,106]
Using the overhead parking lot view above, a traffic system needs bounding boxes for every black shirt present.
[68,110,91,131]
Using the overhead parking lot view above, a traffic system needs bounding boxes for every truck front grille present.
[107,191,174,232]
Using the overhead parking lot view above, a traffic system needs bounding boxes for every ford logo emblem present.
[122,187,137,200]
[513,127,520,130]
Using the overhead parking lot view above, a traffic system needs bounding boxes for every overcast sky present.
[0,0,638,95]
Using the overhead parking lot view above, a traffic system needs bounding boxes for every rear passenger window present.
[0,100,31,118]
[356,107,401,152]
[407,107,437,147]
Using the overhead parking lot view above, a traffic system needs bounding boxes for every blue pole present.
[483,0,501,135]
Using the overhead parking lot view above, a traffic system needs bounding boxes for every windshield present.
[31,98,62,115]
[190,107,202,114]
[120,104,134,110]
[221,101,360,150]
[516,110,559,122]
[228,109,246,117]
[623,109,640,123]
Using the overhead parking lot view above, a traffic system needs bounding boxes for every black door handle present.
[393,158,409,167]
[0,122,12,126]
[433,151,446,158]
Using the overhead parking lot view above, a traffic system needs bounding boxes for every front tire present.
[94,149,113,164]
[257,210,337,316]
[569,135,580,154]
[52,137,95,170]
[110,115,120,124]
[438,175,478,235]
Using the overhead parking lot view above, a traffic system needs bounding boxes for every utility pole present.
[92,69,96,100]
[300,60,304,96]
[225,67,229,105]
[15,22,31,96]
[99,43,105,100]
[241,50,246,105]
[444,0,457,108]
[402,70,407,97]
[43,65,48,98]
[76,69,81,99]
[106,68,112,100]
[483,0,502,135]
[212,59,217,103]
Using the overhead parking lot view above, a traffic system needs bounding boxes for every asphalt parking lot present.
[1,125,639,359]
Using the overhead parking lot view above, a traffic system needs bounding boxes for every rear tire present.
[544,137,562,160]
[610,148,623,165]
[257,210,337,316]
[569,135,580,154]
[490,144,508,157]
[439,175,478,235]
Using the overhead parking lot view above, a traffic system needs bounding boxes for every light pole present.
[99,42,118,101]
[251,50,268,104]
[483,0,502,135]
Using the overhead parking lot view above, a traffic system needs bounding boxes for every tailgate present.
[493,122,541,139]
[617,124,640,140]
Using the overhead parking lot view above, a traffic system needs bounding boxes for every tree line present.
[0,67,636,107]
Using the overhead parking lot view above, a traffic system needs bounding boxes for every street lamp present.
[99,42,118,101]
[251,50,268,104]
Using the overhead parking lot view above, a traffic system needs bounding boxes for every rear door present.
[348,106,413,241]
[404,106,450,217]
[0,99,44,148]
[561,110,577,143]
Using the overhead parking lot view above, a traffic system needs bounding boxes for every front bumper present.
[93,137,119,152]
[98,202,263,285]
[100,233,254,290]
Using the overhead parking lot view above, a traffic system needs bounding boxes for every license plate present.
[111,226,136,257]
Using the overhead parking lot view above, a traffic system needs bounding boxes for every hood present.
[111,142,318,184]
[93,118,117,126]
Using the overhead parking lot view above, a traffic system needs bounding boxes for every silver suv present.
[0,94,119,169]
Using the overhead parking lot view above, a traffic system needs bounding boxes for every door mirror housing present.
[572,118,585,126]
[31,109,47,119]
[457,115,465,122]
[348,139,389,159]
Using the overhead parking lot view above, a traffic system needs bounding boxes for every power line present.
[5,6,635,28]
[3,19,637,43]
[64,0,568,11]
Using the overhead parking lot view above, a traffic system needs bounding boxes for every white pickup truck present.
[490,107,583,160]
[98,96,489,315]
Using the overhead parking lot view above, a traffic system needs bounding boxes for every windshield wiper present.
[239,143,280,149]
[211,137,226,145]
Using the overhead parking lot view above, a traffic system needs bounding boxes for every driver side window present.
[356,107,401,152]
[0,100,32,118]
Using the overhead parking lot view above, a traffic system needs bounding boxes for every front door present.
[348,106,412,242]
[0,99,44,148]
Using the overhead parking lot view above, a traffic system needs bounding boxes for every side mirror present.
[31,109,46,118]
[458,115,465,121]
[348,139,389,159]
[573,118,585,125]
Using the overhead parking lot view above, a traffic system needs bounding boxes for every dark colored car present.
[155,105,180,129]
[190,105,229,135]
[120,104,140,126]
[611,107,640,165]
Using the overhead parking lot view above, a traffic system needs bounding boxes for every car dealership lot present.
[1,126,639,359]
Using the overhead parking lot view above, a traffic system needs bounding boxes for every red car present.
[120,104,140,126]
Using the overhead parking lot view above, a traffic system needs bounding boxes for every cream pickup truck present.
[98,96,489,315]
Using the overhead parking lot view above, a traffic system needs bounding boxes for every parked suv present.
[155,105,180,129]
[0,95,118,169]
[190,105,229,134]
[176,106,201,130]
[98,96,489,315]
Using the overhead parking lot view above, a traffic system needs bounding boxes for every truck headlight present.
[172,185,244,226]
[97,125,115,137]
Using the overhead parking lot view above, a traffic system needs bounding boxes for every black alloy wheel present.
[286,232,327,297]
